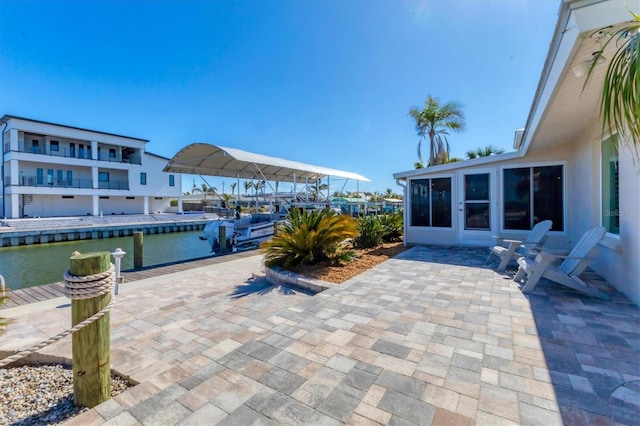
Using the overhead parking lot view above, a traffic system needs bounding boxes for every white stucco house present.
[1,115,183,218]
[393,0,640,306]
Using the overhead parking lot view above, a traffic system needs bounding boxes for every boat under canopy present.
[163,143,370,183]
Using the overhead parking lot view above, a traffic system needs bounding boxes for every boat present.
[200,213,284,253]
[164,143,370,254]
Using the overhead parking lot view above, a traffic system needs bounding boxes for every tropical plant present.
[408,96,466,166]
[465,145,505,159]
[354,215,383,249]
[261,208,358,268]
[415,161,425,169]
[380,212,403,243]
[243,180,252,195]
[230,182,237,199]
[585,12,640,158]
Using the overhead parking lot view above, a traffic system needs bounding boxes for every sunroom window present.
[411,177,452,227]
[503,165,564,231]
[602,136,619,235]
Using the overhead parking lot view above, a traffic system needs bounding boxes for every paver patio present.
[1,246,638,425]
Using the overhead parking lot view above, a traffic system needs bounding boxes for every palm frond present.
[585,15,640,158]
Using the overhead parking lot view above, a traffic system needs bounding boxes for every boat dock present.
[0,213,211,247]
[1,249,259,309]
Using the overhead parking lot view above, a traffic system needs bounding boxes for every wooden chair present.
[487,220,552,271]
[513,226,608,299]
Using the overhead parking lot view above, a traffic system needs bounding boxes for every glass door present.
[458,170,495,245]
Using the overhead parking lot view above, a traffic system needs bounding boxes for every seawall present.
[0,215,210,247]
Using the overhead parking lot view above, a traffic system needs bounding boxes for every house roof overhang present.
[163,143,371,183]
[393,151,522,180]
[520,0,634,153]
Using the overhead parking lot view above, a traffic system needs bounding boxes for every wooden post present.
[133,231,143,268]
[70,251,111,408]
[219,225,227,254]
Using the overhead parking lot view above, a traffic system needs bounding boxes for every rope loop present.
[64,264,115,300]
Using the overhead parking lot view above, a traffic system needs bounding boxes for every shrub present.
[380,212,403,242]
[262,208,358,268]
[354,215,383,249]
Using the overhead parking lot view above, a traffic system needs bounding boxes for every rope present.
[64,265,115,300]
[0,264,115,368]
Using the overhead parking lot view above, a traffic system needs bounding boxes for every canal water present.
[0,230,213,290]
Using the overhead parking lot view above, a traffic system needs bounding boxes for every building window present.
[411,177,452,227]
[51,141,59,151]
[99,172,109,182]
[78,144,85,158]
[56,169,63,185]
[47,169,54,185]
[169,175,175,187]
[66,170,73,186]
[36,168,44,185]
[62,196,74,199]
[70,143,75,157]
[503,165,564,231]
[140,172,147,185]
[109,148,116,159]
[126,196,135,200]
[602,136,619,235]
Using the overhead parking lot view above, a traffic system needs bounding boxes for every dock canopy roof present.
[164,143,370,182]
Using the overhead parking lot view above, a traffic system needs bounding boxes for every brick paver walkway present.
[1,246,638,425]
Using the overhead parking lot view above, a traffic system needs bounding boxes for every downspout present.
[396,178,407,247]
[1,118,8,220]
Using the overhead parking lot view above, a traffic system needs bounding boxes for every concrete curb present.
[263,266,337,294]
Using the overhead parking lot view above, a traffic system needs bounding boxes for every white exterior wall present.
[569,125,640,306]
[24,196,94,217]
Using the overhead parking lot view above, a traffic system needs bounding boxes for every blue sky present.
[0,0,560,195]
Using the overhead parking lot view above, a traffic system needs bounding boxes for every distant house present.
[1,115,182,218]
[393,0,639,306]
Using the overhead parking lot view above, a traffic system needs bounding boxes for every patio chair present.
[487,220,552,271]
[513,226,608,299]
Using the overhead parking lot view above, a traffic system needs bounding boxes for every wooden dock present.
[1,250,260,309]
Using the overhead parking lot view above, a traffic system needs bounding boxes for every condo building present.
[1,115,182,219]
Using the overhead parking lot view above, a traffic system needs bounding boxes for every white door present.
[458,169,496,245]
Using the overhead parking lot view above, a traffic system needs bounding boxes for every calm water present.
[0,230,212,290]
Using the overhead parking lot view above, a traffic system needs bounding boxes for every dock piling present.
[133,231,143,268]
[69,251,112,408]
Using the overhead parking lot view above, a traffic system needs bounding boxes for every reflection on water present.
[0,231,211,290]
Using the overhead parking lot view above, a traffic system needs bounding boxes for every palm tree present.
[408,96,466,167]
[230,182,237,203]
[243,180,252,196]
[585,12,640,158]
[465,145,505,159]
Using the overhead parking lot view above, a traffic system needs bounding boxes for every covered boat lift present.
[163,143,371,211]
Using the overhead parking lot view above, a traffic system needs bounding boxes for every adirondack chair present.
[513,226,608,299]
[487,220,553,271]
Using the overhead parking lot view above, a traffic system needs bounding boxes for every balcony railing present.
[11,143,142,165]
[98,180,130,190]
[5,175,129,190]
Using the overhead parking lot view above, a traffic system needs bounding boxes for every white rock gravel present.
[0,364,131,425]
